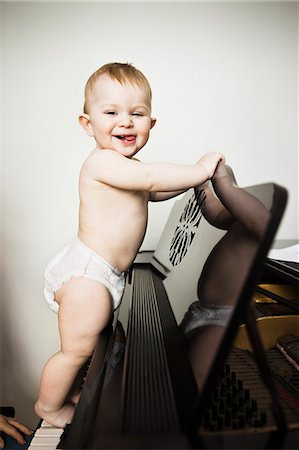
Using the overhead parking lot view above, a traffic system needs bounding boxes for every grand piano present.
[28,166,299,449]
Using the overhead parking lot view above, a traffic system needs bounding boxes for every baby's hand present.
[197,152,225,179]
[211,161,228,180]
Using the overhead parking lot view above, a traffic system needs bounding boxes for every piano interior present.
[29,166,299,449]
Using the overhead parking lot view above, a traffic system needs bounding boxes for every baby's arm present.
[149,152,226,201]
[149,189,187,202]
[86,150,225,194]
[210,163,270,238]
[201,187,234,230]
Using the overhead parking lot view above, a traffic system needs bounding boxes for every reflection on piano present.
[29,166,299,449]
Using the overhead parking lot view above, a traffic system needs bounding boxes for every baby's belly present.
[78,225,147,272]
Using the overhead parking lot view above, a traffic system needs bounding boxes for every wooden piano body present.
[29,169,299,449]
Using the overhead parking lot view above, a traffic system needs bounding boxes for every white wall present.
[1,1,298,428]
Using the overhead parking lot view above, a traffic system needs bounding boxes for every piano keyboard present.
[27,420,64,450]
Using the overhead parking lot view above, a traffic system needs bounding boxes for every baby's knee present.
[66,344,94,364]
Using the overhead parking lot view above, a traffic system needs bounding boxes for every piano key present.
[27,444,56,450]
[27,421,64,449]
[40,420,57,428]
[35,427,63,437]
[29,435,61,445]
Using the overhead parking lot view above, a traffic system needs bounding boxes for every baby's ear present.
[79,114,94,137]
[150,117,157,129]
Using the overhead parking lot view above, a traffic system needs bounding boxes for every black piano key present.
[56,424,71,449]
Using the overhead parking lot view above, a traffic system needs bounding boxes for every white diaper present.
[44,238,125,313]
[180,300,233,337]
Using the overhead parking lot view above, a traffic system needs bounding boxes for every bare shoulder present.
[81,149,121,174]
[80,149,146,191]
[84,148,121,164]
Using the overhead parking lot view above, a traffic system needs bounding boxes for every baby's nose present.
[118,114,133,127]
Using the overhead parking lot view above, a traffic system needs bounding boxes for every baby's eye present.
[132,112,143,117]
[105,111,117,116]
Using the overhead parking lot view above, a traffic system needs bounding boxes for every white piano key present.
[40,420,56,428]
[29,435,60,446]
[27,446,58,450]
[29,420,65,449]
[35,427,63,437]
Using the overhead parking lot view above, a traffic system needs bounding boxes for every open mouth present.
[114,135,136,144]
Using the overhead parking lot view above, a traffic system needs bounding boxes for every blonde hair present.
[83,62,152,114]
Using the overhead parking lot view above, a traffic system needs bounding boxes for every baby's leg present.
[35,277,112,427]
[67,358,91,405]
[188,325,226,389]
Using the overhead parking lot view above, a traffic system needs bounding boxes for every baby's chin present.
[95,140,143,158]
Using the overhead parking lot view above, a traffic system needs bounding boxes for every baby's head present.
[80,62,156,156]
[83,62,152,114]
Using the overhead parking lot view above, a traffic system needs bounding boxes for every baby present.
[180,163,270,388]
[35,62,225,427]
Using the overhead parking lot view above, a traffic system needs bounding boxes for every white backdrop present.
[1,1,298,427]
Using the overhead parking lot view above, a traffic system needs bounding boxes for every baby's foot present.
[70,391,81,405]
[34,401,75,428]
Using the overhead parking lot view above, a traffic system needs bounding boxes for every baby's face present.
[84,75,156,157]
